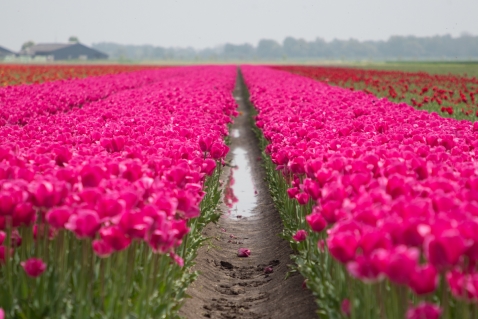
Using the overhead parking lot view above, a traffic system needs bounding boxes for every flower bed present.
[243,65,478,318]
[0,64,159,86]
[0,67,184,126]
[0,66,237,318]
[275,65,478,120]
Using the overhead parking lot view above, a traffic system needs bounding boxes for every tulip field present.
[244,65,478,319]
[0,64,158,86]
[1,63,478,318]
[0,65,235,318]
[274,65,478,120]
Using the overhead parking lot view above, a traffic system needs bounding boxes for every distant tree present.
[283,37,309,58]
[21,41,35,51]
[257,39,282,59]
[224,43,254,59]
[68,36,80,43]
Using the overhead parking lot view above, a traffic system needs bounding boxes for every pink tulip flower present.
[406,302,441,319]
[21,258,47,278]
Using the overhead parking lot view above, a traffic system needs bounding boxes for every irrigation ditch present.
[179,69,317,319]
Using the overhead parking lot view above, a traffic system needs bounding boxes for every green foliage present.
[0,167,223,318]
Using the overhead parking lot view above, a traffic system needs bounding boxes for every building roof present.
[19,43,107,59]
[23,43,74,55]
[0,45,15,56]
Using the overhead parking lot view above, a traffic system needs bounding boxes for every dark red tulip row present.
[275,65,478,119]
[0,64,161,86]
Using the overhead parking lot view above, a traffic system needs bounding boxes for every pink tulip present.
[33,224,56,240]
[287,187,300,199]
[0,308,4,319]
[425,230,466,269]
[199,135,212,152]
[100,226,131,251]
[210,142,228,159]
[10,229,22,248]
[21,258,47,277]
[327,232,359,263]
[408,264,438,295]
[446,270,478,300]
[341,299,351,317]
[0,246,14,264]
[92,239,114,258]
[53,146,72,166]
[80,165,104,188]
[306,211,327,233]
[46,207,73,229]
[237,248,251,257]
[296,192,310,205]
[406,302,441,319]
[358,230,393,256]
[65,209,101,239]
[29,181,64,208]
[201,158,217,175]
[0,191,16,216]
[347,255,382,283]
[170,252,184,267]
[293,230,308,242]
[385,246,419,285]
[12,202,35,227]
[303,178,321,201]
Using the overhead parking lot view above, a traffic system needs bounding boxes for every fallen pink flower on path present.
[237,248,251,257]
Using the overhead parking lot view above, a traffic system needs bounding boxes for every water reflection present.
[224,147,257,218]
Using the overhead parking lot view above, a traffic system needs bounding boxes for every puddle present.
[224,146,257,218]
[232,129,240,138]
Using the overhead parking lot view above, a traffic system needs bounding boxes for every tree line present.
[92,34,478,61]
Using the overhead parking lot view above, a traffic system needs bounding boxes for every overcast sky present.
[1,0,477,51]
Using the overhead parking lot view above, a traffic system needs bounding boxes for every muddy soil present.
[179,70,317,319]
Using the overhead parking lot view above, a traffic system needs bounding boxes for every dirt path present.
[179,70,317,319]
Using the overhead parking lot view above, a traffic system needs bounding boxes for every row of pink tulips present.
[0,66,237,317]
[242,65,478,318]
[0,67,186,126]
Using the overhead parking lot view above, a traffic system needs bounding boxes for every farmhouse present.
[0,45,16,59]
[20,43,108,61]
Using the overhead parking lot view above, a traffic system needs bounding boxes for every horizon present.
[1,0,477,51]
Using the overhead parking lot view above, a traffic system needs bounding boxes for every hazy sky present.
[1,0,477,51]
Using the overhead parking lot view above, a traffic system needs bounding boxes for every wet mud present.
[179,70,317,319]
